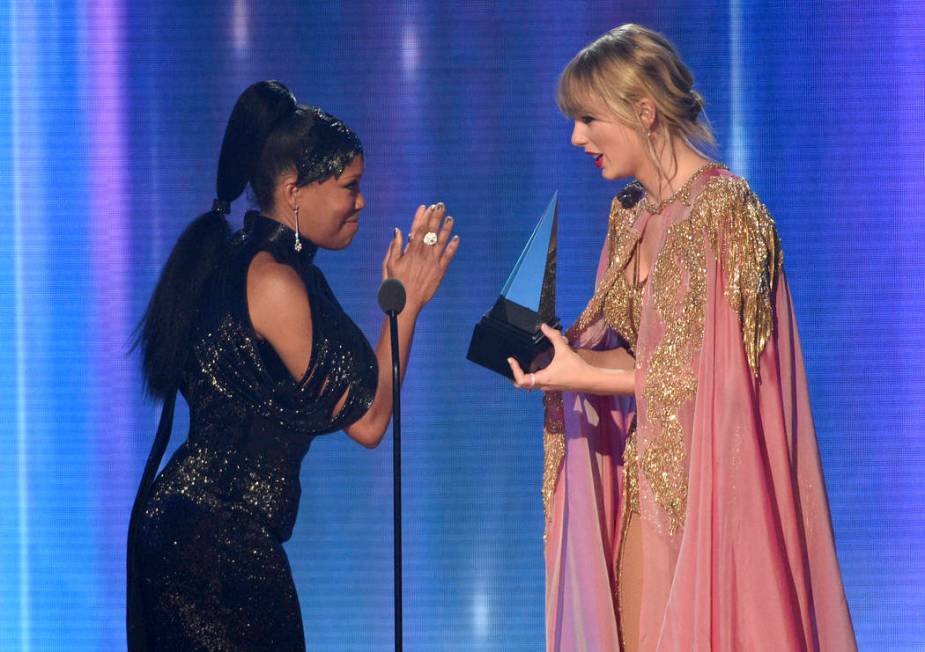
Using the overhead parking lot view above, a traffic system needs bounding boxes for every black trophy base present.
[466,297,560,380]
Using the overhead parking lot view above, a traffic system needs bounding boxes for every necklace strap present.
[642,162,726,214]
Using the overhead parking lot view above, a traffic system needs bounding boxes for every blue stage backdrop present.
[1,2,922,650]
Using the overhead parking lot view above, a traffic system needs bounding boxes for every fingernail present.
[446,215,454,222]
[394,227,400,236]
[437,201,445,209]
[428,204,436,211]
[452,234,459,241]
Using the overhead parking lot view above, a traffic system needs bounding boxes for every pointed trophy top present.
[500,192,558,321]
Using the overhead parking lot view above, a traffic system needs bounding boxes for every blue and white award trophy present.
[467,193,561,379]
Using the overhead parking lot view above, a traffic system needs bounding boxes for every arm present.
[344,203,459,447]
[575,346,635,371]
[342,306,419,447]
[247,252,316,381]
[509,324,636,396]
[247,204,458,448]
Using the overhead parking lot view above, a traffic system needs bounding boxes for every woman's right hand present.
[382,203,459,312]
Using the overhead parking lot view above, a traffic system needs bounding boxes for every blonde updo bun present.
[557,24,715,152]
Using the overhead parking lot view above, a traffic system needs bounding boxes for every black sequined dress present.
[128,213,378,650]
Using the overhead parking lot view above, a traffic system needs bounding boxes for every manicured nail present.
[452,234,459,240]
[428,204,436,211]
[437,201,445,209]
[446,215,454,222]
[394,227,400,236]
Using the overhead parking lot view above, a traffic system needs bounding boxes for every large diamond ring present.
[423,232,438,246]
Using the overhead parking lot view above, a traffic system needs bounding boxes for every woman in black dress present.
[126,80,458,650]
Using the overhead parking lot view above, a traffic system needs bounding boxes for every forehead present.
[313,155,363,190]
[574,91,612,117]
[341,155,364,177]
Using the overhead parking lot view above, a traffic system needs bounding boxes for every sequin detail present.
[601,196,645,350]
[702,177,783,376]
[297,106,363,185]
[640,174,782,533]
[568,198,644,346]
[622,423,640,515]
[134,214,378,648]
[640,208,706,534]
[542,197,643,530]
[640,162,722,215]
[541,172,781,537]
[542,392,565,532]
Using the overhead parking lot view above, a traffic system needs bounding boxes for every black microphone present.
[378,278,406,315]
[378,277,405,651]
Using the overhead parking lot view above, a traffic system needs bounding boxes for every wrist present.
[398,300,423,320]
[402,297,425,316]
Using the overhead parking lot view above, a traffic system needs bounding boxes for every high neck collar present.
[243,211,318,265]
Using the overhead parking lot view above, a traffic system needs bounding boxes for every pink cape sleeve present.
[658,261,857,650]
[543,177,856,650]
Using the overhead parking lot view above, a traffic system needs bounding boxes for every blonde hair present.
[557,24,715,154]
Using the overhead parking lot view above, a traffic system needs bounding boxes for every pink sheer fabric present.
[543,168,856,651]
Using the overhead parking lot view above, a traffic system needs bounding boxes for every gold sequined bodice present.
[546,167,782,537]
[602,274,644,353]
[570,196,648,351]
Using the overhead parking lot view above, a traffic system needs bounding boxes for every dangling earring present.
[293,205,303,252]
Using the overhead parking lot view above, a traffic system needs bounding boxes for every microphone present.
[617,180,645,209]
[378,278,406,315]
[378,277,405,651]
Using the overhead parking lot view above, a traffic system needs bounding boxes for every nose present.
[570,121,587,147]
[355,192,366,211]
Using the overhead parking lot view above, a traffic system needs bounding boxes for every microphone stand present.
[389,309,402,652]
[378,279,406,652]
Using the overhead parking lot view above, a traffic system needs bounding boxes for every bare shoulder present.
[248,252,304,297]
[246,252,312,339]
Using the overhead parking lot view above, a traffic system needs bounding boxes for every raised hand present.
[382,203,459,311]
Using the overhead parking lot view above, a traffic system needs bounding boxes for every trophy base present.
[466,297,560,380]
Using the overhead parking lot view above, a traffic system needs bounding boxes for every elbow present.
[358,432,383,449]
[346,422,388,449]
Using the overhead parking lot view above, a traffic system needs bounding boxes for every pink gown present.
[543,166,857,651]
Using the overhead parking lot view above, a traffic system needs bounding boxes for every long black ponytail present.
[136,80,298,398]
[128,81,366,650]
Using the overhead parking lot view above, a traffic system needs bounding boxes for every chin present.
[602,164,633,181]
[335,234,359,250]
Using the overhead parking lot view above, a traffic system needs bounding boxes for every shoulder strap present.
[126,389,177,651]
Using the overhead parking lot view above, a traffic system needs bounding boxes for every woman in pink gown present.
[508,24,857,651]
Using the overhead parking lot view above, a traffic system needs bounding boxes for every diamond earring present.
[293,205,303,252]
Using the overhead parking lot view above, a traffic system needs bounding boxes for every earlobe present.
[275,172,300,211]
[636,99,656,132]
